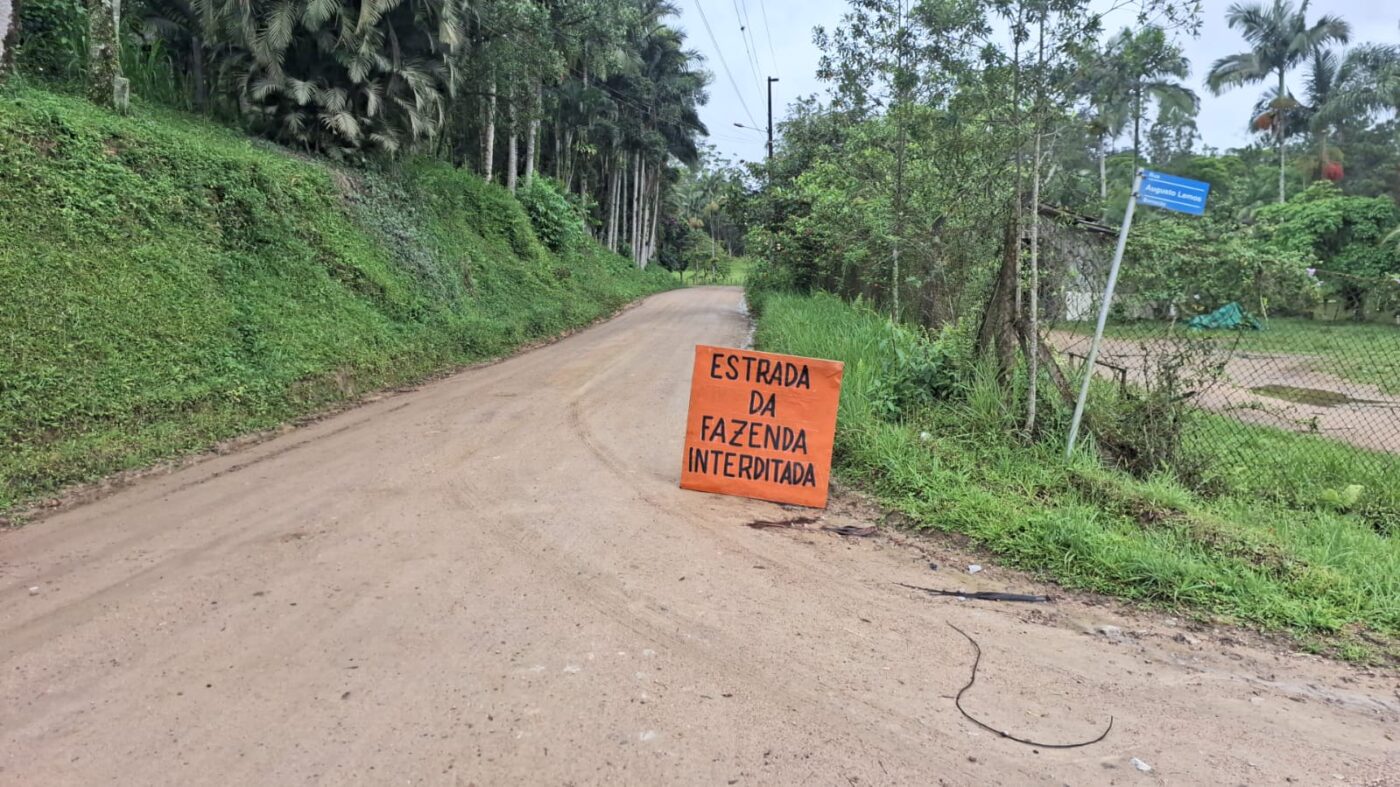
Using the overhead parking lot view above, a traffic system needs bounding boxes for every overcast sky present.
[673,0,1400,166]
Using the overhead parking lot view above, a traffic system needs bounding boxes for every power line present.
[694,0,761,127]
[755,0,780,78]
[731,0,764,93]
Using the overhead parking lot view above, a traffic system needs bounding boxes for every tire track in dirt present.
[1,288,1395,785]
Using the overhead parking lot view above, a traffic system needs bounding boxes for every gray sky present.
[674,0,1400,166]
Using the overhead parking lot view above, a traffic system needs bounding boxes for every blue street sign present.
[1138,170,1210,216]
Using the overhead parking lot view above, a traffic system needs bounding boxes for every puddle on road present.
[1250,384,1374,407]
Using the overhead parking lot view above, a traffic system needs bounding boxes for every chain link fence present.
[1037,217,1400,521]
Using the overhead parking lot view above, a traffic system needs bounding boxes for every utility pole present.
[766,77,779,160]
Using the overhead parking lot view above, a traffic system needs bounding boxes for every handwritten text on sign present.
[680,345,844,508]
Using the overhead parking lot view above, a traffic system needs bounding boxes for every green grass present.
[756,291,1400,658]
[674,255,753,286]
[1065,317,1400,394]
[0,86,674,511]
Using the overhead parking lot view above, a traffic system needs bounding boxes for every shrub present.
[516,176,584,253]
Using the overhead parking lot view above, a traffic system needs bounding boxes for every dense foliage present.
[723,0,1399,353]
[12,0,711,268]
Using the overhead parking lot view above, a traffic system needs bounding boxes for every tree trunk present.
[639,180,652,269]
[562,130,575,191]
[890,2,909,321]
[1026,121,1043,435]
[482,77,497,183]
[86,0,128,111]
[606,162,619,251]
[190,34,207,112]
[975,206,1023,386]
[0,0,17,84]
[1097,133,1107,206]
[524,82,540,187]
[1277,70,1286,203]
[632,154,643,267]
[1025,16,1045,435]
[554,117,563,180]
[1131,84,1141,173]
[645,179,661,266]
[506,98,518,194]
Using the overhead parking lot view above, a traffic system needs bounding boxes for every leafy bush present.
[868,322,961,421]
[516,176,584,253]
[1122,216,1315,317]
[1254,182,1400,319]
[16,0,87,81]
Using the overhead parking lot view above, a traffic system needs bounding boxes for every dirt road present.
[3,287,1396,785]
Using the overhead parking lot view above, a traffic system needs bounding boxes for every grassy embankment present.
[1065,317,1400,394]
[0,87,674,511]
[754,291,1399,660]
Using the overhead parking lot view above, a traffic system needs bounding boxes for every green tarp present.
[1187,301,1263,331]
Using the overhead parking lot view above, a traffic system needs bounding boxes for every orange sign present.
[680,345,844,508]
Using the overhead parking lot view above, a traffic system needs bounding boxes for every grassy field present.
[0,87,674,512]
[756,291,1399,660]
[674,256,753,286]
[1065,317,1400,394]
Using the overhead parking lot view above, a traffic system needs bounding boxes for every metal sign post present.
[1065,169,1211,458]
[1065,170,1142,458]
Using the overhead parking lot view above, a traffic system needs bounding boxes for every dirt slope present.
[2,287,1396,785]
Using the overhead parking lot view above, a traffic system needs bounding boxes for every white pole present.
[1066,169,1142,458]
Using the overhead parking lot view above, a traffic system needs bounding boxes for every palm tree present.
[1116,27,1199,174]
[1206,0,1350,203]
[199,0,470,156]
[1078,40,1132,203]
[1313,44,1400,125]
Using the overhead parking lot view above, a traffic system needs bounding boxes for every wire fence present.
[1041,240,1400,508]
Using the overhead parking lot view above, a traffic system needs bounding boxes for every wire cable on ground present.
[946,622,1113,749]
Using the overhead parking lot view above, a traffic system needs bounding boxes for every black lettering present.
[748,390,776,417]
[709,354,724,380]
[722,451,736,478]
[728,419,745,447]
[794,429,808,454]
[699,414,715,441]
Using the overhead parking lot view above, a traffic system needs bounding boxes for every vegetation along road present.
[2,288,1395,785]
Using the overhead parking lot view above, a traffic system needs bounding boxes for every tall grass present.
[755,291,1400,654]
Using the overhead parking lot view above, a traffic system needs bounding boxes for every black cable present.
[946,622,1114,749]
[694,0,761,127]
